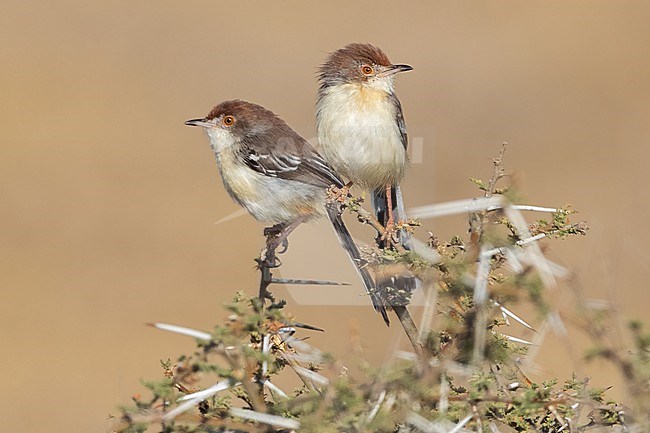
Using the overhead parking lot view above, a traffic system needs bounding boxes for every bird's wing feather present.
[393,96,408,151]
[241,137,343,189]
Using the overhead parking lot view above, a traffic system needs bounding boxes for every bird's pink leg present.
[382,184,398,244]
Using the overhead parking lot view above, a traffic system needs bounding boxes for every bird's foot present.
[264,224,284,238]
[381,219,400,245]
[263,224,290,260]
[276,238,289,255]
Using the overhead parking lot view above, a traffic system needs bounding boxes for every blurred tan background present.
[2,1,649,431]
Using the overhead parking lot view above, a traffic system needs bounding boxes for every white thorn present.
[262,379,288,399]
[229,407,300,430]
[149,322,211,341]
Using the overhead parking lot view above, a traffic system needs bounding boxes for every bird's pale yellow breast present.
[215,148,260,202]
[316,83,407,188]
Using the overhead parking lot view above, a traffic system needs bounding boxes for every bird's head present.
[185,100,303,156]
[186,100,281,150]
[318,43,413,93]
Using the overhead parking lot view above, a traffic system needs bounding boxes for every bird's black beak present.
[392,64,413,73]
[379,64,413,77]
[185,118,210,127]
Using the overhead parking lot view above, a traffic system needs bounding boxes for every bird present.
[316,43,413,247]
[185,99,389,324]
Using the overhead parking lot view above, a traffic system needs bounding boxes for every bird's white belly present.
[206,125,326,224]
[317,86,407,189]
[216,150,325,224]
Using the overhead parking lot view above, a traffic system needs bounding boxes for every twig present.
[393,306,423,354]
[257,241,276,306]
[486,142,508,198]
[258,217,351,306]
[469,142,508,245]
[472,245,492,364]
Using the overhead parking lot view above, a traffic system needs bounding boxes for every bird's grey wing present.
[373,95,409,226]
[288,146,344,188]
[392,95,408,150]
[391,95,410,227]
[241,138,343,189]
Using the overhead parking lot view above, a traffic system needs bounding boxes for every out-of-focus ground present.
[1,1,649,431]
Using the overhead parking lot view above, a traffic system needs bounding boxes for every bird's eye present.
[361,65,374,76]
[222,115,235,126]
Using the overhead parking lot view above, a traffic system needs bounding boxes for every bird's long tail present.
[326,201,390,325]
[371,184,418,310]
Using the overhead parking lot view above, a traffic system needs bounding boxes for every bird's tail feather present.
[372,184,419,305]
[371,187,394,231]
[326,202,390,325]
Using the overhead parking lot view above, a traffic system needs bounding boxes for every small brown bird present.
[186,100,389,323]
[186,100,341,228]
[316,43,413,243]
